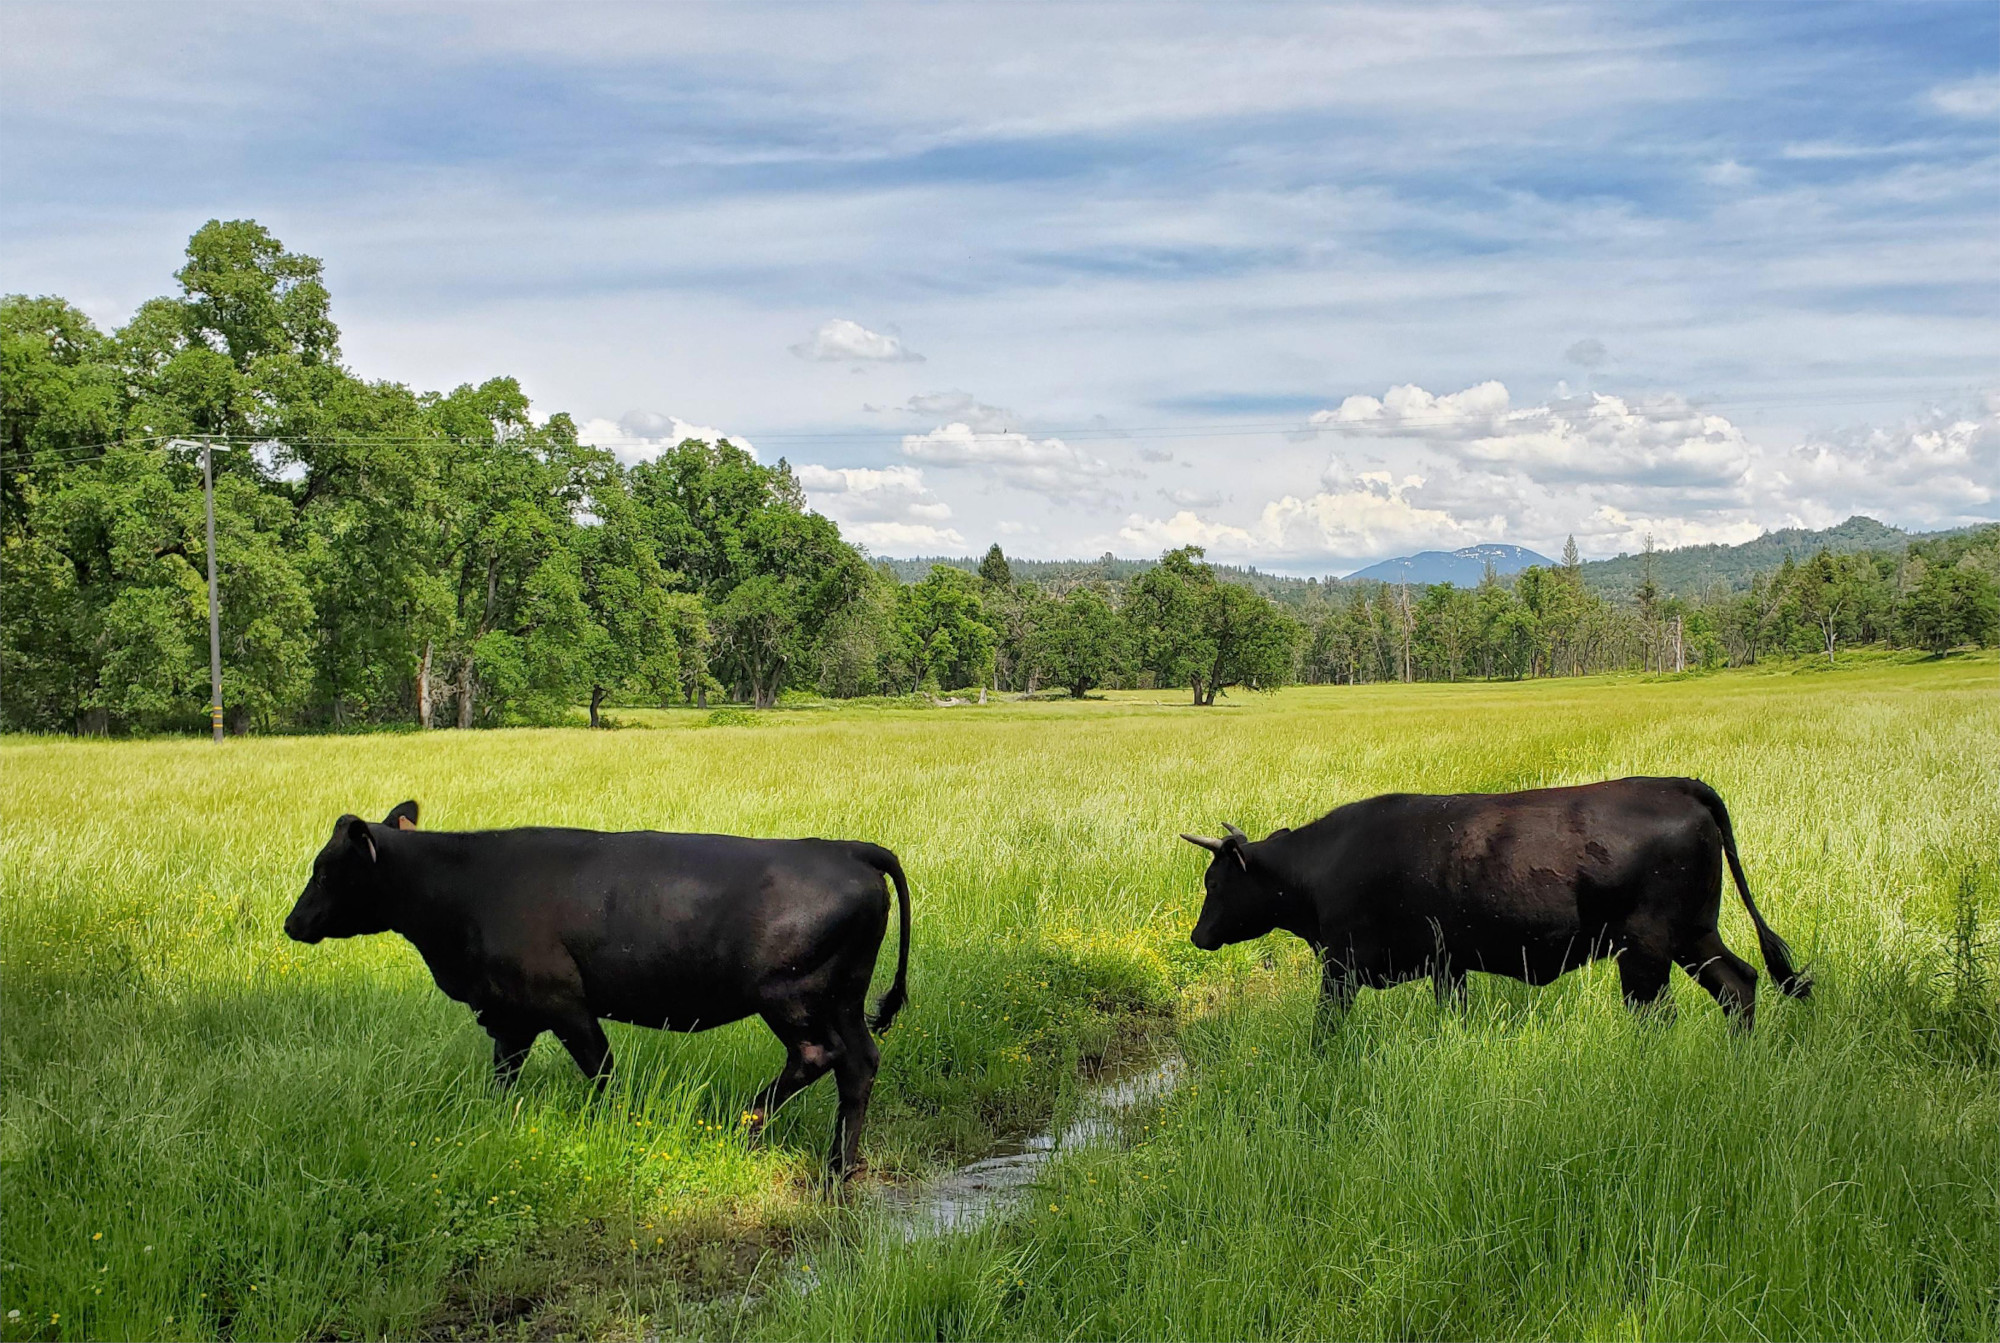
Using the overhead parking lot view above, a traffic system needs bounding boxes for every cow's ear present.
[344,815,377,863]
[1226,837,1248,871]
[385,799,419,831]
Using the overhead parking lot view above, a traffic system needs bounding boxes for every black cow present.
[284,801,911,1175]
[1182,777,1808,1029]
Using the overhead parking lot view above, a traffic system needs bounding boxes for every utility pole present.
[170,439,227,741]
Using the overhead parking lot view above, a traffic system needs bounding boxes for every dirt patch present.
[421,1207,799,1341]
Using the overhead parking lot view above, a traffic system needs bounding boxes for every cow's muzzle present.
[283,909,324,944]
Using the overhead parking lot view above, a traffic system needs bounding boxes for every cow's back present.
[385,829,890,1030]
[1286,778,1722,977]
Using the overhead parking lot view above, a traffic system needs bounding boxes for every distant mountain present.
[1576,516,1957,599]
[1345,544,1553,586]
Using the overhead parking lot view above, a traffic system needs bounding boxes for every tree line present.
[1287,528,1999,685]
[4,222,1995,735]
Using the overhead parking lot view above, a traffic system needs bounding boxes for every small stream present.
[882,1052,1186,1239]
[734,1053,1188,1319]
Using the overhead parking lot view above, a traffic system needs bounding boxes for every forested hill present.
[885,516,1979,601]
[1576,516,1969,599]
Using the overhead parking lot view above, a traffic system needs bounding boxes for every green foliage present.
[177,218,339,370]
[891,566,997,693]
[977,543,1013,589]
[1030,585,1126,698]
[0,223,878,732]
[1900,559,2000,654]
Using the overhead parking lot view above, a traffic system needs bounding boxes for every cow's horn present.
[1181,833,1227,853]
[1223,822,1248,841]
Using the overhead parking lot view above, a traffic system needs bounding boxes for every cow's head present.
[284,801,418,944]
[1181,823,1282,951]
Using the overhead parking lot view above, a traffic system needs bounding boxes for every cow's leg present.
[1313,957,1358,1046]
[744,1032,836,1139]
[1677,932,1758,1031]
[827,1005,880,1179]
[488,1021,541,1090]
[1616,950,1675,1021]
[550,1015,615,1091]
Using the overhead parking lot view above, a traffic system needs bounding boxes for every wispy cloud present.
[902,423,1119,504]
[1928,73,2000,119]
[3,1,1993,564]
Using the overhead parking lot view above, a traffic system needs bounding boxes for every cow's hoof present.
[821,1164,866,1195]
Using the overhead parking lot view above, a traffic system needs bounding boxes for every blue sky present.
[5,2,1995,572]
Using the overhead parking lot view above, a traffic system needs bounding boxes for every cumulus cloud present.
[1309,381,1515,439]
[1577,506,1766,555]
[795,462,965,550]
[790,318,923,363]
[577,410,755,463]
[1109,378,2000,570]
[1309,382,1752,487]
[1159,486,1226,508]
[901,422,1117,502]
[1120,459,1491,561]
[1784,397,1999,528]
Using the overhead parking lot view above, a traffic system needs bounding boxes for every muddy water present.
[883,1053,1186,1239]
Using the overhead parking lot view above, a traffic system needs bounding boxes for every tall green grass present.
[4,656,1996,1340]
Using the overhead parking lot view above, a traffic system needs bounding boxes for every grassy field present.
[3,654,1996,1341]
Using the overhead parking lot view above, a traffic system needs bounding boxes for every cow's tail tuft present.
[1689,780,1812,998]
[856,844,912,1033]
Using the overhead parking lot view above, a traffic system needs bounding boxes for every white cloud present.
[790,318,923,363]
[1929,73,2000,119]
[1309,382,1753,487]
[839,520,968,550]
[901,422,1117,501]
[1120,460,1490,563]
[795,462,965,550]
[904,390,1013,431]
[796,463,954,521]
[1784,397,1999,528]
[1702,158,1756,187]
[1309,381,1515,439]
[577,410,755,463]
[1119,509,1260,553]
[1578,506,1766,555]
[1160,486,1226,508]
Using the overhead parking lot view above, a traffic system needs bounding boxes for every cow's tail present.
[856,844,912,1033]
[1688,780,1812,998]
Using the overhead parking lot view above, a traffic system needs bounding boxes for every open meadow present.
[3,654,1996,1342]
